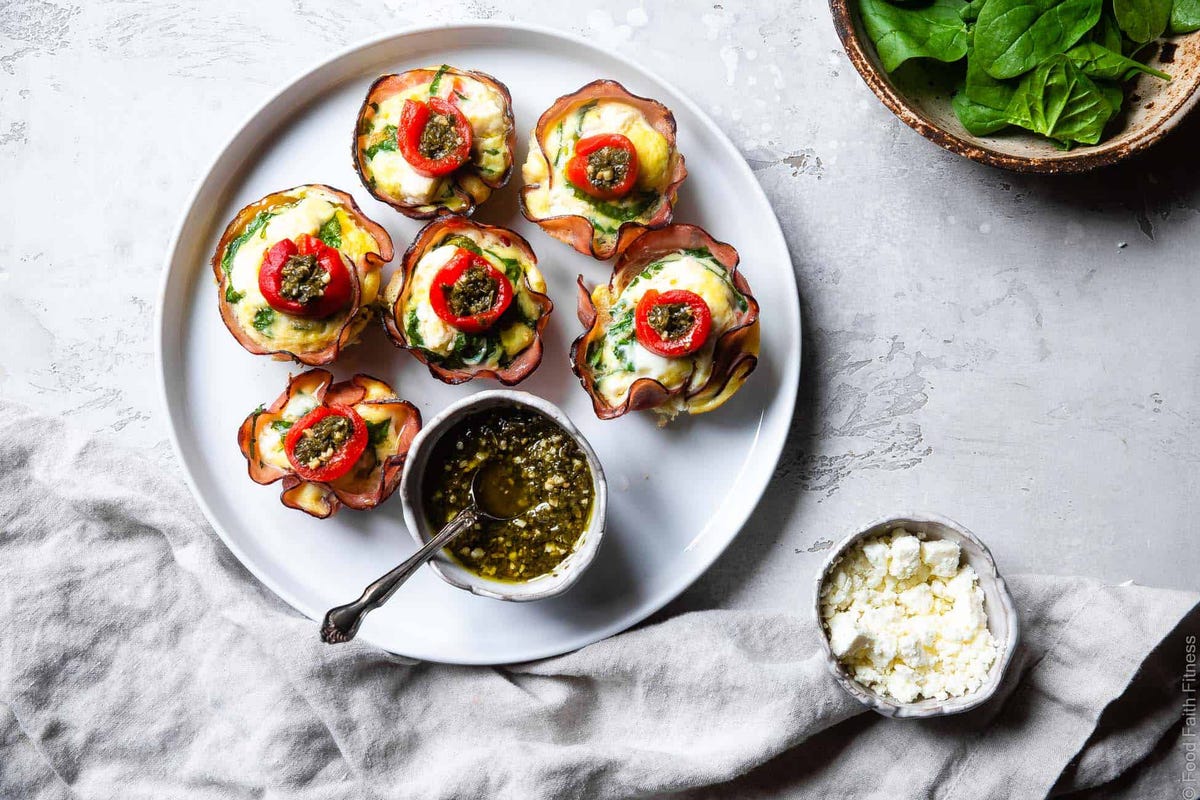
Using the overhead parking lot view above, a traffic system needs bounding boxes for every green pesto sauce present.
[419,112,462,160]
[292,415,351,470]
[424,408,594,582]
[448,265,499,317]
[280,253,328,304]
[647,301,695,340]
[585,145,631,191]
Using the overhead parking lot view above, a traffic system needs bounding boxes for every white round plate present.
[157,22,801,665]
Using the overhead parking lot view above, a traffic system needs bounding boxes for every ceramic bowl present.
[399,390,608,602]
[813,513,1020,718]
[829,0,1200,173]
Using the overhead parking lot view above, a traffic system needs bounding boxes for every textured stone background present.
[1,0,1197,624]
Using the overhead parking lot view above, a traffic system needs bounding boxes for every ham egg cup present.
[520,79,687,260]
[353,66,516,219]
[238,370,422,519]
[213,184,393,366]
[571,225,760,422]
[382,217,553,385]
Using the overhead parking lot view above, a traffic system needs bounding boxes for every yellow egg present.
[625,123,671,191]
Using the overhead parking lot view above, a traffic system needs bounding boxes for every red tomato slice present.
[428,249,514,334]
[284,405,368,483]
[634,289,712,358]
[399,97,473,177]
[565,133,640,200]
[258,234,353,318]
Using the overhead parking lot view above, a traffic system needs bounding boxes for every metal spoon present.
[320,462,528,644]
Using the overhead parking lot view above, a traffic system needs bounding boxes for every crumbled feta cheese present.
[887,533,922,579]
[819,528,998,703]
[921,538,961,578]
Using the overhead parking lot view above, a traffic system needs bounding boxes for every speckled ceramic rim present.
[398,390,608,602]
[828,0,1200,173]
[813,513,1021,718]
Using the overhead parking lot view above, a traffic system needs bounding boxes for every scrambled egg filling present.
[221,187,381,354]
[360,69,511,209]
[585,250,747,408]
[252,375,407,512]
[522,99,673,245]
[389,237,547,370]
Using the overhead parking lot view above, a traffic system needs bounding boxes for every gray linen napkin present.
[0,402,1195,800]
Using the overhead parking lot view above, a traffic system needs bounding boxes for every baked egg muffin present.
[572,225,759,421]
[353,66,516,218]
[212,184,392,365]
[520,79,687,260]
[382,217,553,385]
[238,370,422,519]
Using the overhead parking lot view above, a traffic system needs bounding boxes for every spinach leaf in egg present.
[366,418,391,447]
[253,308,275,334]
[317,214,342,249]
[364,125,399,159]
[221,210,277,275]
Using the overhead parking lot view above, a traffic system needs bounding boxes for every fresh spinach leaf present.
[253,307,275,333]
[1065,41,1171,79]
[221,210,276,275]
[1113,0,1171,41]
[961,0,988,21]
[1091,9,1125,50]
[1004,54,1118,145]
[316,214,342,249]
[364,125,398,159]
[954,90,1014,133]
[974,0,1102,78]
[366,418,390,447]
[964,40,1018,109]
[859,0,970,72]
[1171,0,1200,31]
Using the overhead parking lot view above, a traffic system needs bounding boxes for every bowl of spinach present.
[830,0,1200,171]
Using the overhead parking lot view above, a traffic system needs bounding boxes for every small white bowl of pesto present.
[399,390,608,601]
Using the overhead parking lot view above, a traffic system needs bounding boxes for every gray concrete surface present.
[1,0,1196,624]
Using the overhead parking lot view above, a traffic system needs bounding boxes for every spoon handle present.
[320,507,481,644]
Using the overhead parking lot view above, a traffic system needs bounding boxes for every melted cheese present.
[521,99,672,232]
[391,237,546,368]
[222,187,381,354]
[255,386,321,472]
[363,69,511,207]
[589,253,744,407]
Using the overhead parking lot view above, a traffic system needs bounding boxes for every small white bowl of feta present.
[814,514,1019,718]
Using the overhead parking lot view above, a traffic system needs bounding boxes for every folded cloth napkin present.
[0,401,1195,800]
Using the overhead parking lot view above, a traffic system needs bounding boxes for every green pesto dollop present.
[280,254,328,304]
[448,265,499,317]
[424,408,594,582]
[420,112,463,160]
[586,145,631,191]
[648,301,695,340]
[292,415,351,469]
